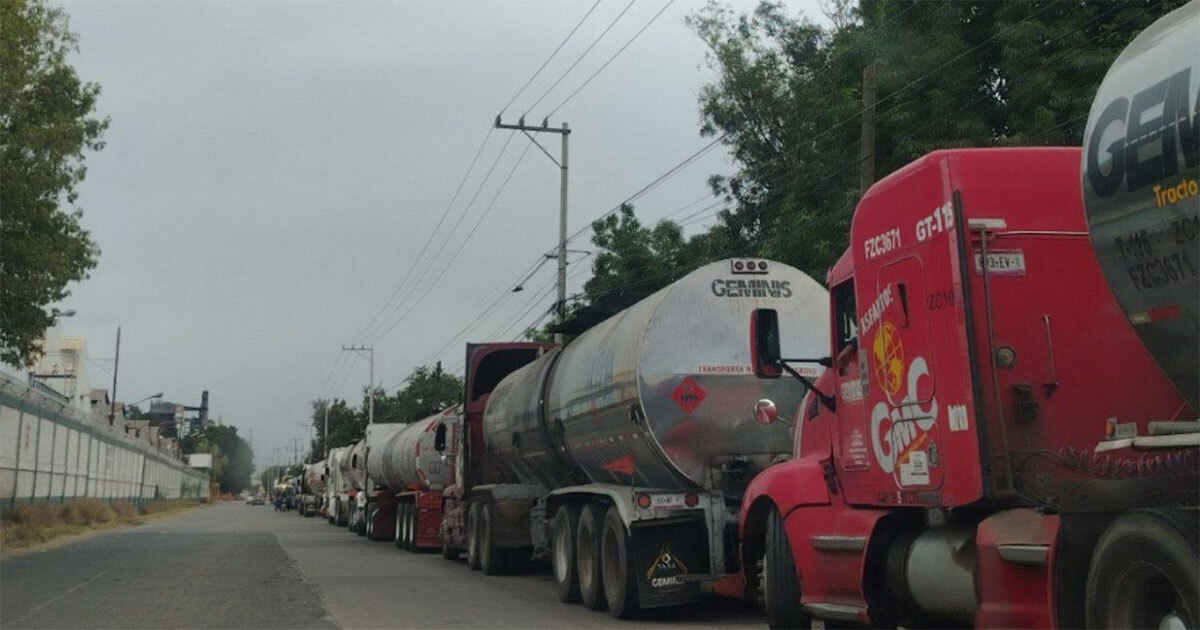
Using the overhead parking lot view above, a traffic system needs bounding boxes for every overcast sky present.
[51,0,824,469]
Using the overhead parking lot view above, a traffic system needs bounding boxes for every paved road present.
[1,502,763,629]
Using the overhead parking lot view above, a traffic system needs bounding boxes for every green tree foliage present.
[0,0,107,366]
[182,425,253,494]
[558,0,1180,328]
[307,398,363,461]
[306,366,463,462]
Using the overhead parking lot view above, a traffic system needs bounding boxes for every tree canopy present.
[181,425,253,494]
[547,0,1181,333]
[0,0,107,366]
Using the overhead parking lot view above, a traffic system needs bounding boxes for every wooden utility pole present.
[859,63,878,196]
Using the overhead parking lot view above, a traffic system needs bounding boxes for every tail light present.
[684,492,699,507]
[635,493,652,509]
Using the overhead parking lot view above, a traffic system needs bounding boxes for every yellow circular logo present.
[872,321,904,397]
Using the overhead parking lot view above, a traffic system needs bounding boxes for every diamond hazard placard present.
[671,378,706,414]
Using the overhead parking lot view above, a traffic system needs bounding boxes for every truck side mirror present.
[751,308,782,379]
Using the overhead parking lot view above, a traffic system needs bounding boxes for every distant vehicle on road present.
[250,495,265,506]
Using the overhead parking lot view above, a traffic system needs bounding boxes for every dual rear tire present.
[555,502,639,619]
[393,503,418,550]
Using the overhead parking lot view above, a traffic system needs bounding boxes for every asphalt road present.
[0,502,764,629]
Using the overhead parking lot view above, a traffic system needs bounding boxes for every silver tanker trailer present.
[1082,0,1199,410]
[325,446,351,526]
[348,422,406,536]
[297,460,326,517]
[468,258,829,618]
[366,405,460,548]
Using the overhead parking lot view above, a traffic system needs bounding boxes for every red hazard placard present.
[671,378,706,414]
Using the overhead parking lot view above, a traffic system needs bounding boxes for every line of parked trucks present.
[284,6,1198,628]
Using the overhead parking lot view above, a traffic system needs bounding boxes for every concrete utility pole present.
[108,326,121,425]
[859,62,878,195]
[495,115,570,343]
[341,345,374,425]
[323,403,329,460]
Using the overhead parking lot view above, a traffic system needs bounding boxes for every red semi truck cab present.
[743,148,1198,629]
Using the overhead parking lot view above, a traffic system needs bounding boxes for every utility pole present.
[323,402,330,460]
[108,326,121,425]
[341,345,375,425]
[495,115,570,343]
[859,62,877,196]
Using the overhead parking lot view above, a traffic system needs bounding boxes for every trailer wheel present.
[366,508,375,539]
[467,502,482,570]
[336,500,348,527]
[481,502,505,575]
[601,505,640,619]
[763,507,808,629]
[1086,510,1198,630]
[405,503,418,551]
[400,504,410,547]
[577,503,608,611]
[327,502,335,525]
[552,504,582,603]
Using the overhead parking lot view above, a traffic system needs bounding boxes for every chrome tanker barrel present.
[372,406,460,491]
[304,461,326,495]
[345,440,367,491]
[1082,0,1199,410]
[353,422,406,490]
[484,258,829,496]
[326,446,349,491]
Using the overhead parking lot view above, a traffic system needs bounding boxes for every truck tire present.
[366,508,376,540]
[552,504,582,603]
[400,504,410,547]
[601,505,640,619]
[577,503,608,611]
[467,502,482,571]
[405,503,418,551]
[763,507,808,630]
[402,503,413,550]
[1086,510,1198,630]
[327,503,335,524]
[336,501,348,527]
[481,502,505,576]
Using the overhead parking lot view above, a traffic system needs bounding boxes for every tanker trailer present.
[348,422,407,536]
[335,442,362,528]
[470,258,829,618]
[1082,0,1199,410]
[298,460,326,517]
[367,406,461,549]
[325,446,350,525]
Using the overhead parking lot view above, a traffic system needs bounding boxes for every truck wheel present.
[763,507,808,629]
[1086,510,1198,630]
[337,502,348,527]
[601,505,640,619]
[400,504,410,547]
[552,504,582,603]
[577,503,608,611]
[467,502,482,571]
[327,503,335,525]
[405,503,418,551]
[366,510,374,539]
[481,502,504,575]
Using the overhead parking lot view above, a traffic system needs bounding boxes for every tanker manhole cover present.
[671,378,706,413]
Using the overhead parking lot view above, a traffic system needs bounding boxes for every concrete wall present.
[0,372,206,513]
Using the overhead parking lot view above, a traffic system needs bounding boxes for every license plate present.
[649,494,686,509]
[974,250,1026,276]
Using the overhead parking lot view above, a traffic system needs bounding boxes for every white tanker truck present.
[297,460,326,517]
[454,259,829,618]
[347,422,407,536]
[325,446,351,526]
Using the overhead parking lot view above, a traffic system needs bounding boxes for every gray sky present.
[55,0,823,469]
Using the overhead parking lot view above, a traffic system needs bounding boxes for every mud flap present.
[632,518,708,609]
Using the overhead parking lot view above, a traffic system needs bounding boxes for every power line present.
[522,0,638,117]
[547,0,676,118]
[365,131,521,342]
[500,0,603,115]
[373,138,536,342]
[349,129,496,344]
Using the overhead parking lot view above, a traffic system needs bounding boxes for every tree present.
[375,365,463,425]
[0,0,107,366]
[182,425,253,494]
[307,398,364,461]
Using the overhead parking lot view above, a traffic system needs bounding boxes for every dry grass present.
[1,498,204,550]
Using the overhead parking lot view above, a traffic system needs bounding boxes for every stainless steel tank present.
[345,440,367,491]
[370,407,460,492]
[326,446,349,491]
[484,258,829,495]
[351,423,406,490]
[304,461,326,494]
[1082,0,1199,410]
